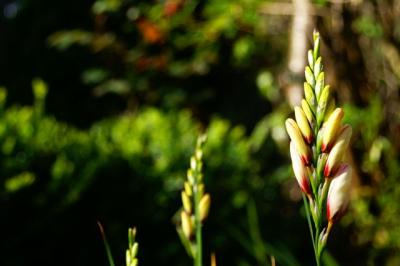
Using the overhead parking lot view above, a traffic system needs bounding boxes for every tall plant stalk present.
[285,31,353,265]
[176,134,211,266]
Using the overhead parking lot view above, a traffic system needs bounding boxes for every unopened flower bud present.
[305,66,315,87]
[301,99,314,125]
[327,164,352,223]
[181,191,192,214]
[315,72,324,99]
[197,184,205,199]
[285,119,312,165]
[294,106,313,144]
[324,125,352,177]
[181,211,193,239]
[199,194,211,221]
[304,82,316,112]
[316,85,330,126]
[184,181,192,196]
[290,142,312,195]
[321,108,344,152]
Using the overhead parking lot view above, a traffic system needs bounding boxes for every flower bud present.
[285,119,312,165]
[304,82,316,112]
[199,194,211,221]
[301,99,314,125]
[323,98,335,123]
[315,72,324,99]
[314,57,322,83]
[290,142,311,195]
[294,106,313,144]
[324,125,352,177]
[305,66,315,87]
[181,211,193,239]
[321,108,344,152]
[181,191,192,214]
[327,164,352,223]
[316,85,330,126]
[184,181,192,196]
[313,33,320,60]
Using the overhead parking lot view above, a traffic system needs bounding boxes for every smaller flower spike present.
[290,142,312,195]
[327,164,352,224]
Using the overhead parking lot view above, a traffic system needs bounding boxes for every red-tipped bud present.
[324,125,352,177]
[321,108,344,152]
[290,142,312,195]
[294,106,313,144]
[285,119,312,165]
[327,164,352,223]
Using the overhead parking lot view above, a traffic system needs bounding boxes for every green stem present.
[194,183,202,266]
[315,227,321,266]
[302,195,316,253]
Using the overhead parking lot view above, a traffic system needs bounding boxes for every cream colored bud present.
[130,243,138,259]
[324,125,352,177]
[184,182,192,196]
[321,108,344,152]
[304,82,316,111]
[290,142,311,195]
[199,194,211,221]
[181,191,192,214]
[323,98,336,122]
[295,106,313,144]
[301,99,315,125]
[314,57,322,82]
[317,85,330,126]
[187,169,195,184]
[315,72,324,99]
[285,119,311,165]
[327,164,352,223]
[181,211,193,239]
[190,156,197,170]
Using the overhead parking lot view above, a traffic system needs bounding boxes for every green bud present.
[323,98,336,122]
[313,57,322,79]
[182,191,192,214]
[315,72,324,100]
[313,35,320,60]
[317,85,330,126]
[32,78,48,99]
[187,169,195,184]
[181,211,193,239]
[304,82,316,112]
[305,66,315,87]
[184,182,192,197]
[199,194,211,221]
[301,99,315,126]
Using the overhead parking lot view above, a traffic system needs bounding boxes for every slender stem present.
[194,183,202,266]
[302,194,315,252]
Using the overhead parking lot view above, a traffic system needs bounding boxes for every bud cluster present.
[178,134,211,259]
[126,227,139,266]
[285,31,352,264]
